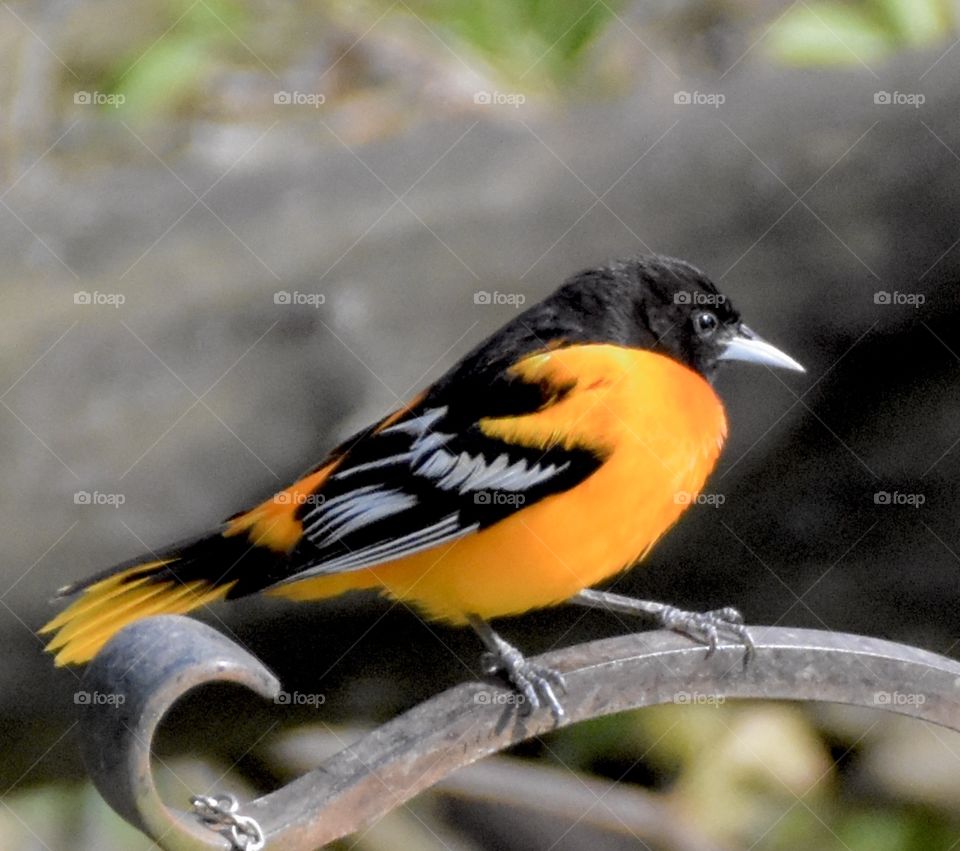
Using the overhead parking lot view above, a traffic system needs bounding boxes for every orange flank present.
[270,345,727,623]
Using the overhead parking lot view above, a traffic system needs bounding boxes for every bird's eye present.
[695,311,718,336]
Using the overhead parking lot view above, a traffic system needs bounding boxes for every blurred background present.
[2,0,960,848]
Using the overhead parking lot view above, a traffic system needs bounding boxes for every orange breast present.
[276,345,727,623]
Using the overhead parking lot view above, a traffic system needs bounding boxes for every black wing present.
[264,367,603,589]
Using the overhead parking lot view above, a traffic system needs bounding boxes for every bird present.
[41,254,804,718]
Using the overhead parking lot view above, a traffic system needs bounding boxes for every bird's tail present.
[39,531,246,667]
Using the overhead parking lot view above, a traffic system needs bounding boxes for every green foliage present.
[88,0,249,118]
[392,0,624,88]
[0,781,155,849]
[783,805,960,850]
[544,704,960,850]
[767,0,953,65]
[76,0,620,120]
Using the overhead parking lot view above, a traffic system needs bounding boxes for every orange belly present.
[272,345,727,623]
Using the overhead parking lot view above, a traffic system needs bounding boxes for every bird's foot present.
[481,642,567,721]
[659,605,755,659]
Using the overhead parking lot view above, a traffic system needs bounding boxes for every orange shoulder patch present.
[373,389,427,433]
[224,461,339,553]
[224,391,428,553]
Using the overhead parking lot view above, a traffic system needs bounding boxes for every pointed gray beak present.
[718,325,805,372]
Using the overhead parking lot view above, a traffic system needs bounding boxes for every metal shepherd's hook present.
[77,615,960,850]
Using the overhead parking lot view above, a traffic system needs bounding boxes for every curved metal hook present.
[80,616,960,849]
[78,616,280,850]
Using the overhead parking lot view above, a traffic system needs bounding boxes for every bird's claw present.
[481,646,567,720]
[659,605,754,660]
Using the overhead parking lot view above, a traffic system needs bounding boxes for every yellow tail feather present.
[41,564,234,666]
[44,582,181,651]
[40,574,156,634]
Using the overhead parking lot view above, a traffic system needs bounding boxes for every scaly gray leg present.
[467,615,567,720]
[571,589,754,659]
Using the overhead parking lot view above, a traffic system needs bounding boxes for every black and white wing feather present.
[275,402,601,585]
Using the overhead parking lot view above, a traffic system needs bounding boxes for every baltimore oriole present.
[42,255,803,718]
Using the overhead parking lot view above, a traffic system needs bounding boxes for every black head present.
[554,255,749,378]
[489,255,803,380]
[437,255,803,404]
